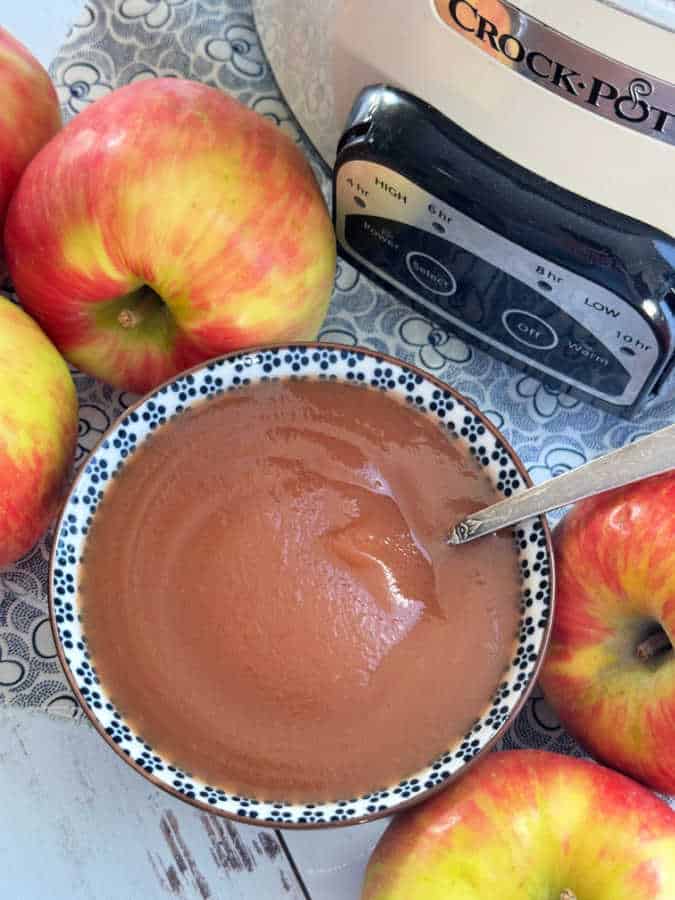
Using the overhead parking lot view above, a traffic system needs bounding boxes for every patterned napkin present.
[0,0,673,782]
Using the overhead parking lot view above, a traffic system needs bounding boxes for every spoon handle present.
[448,423,675,545]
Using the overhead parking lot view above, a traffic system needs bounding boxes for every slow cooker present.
[253,0,675,417]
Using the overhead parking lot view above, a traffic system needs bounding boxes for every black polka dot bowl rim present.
[49,343,554,829]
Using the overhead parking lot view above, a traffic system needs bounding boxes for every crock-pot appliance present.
[252,0,675,417]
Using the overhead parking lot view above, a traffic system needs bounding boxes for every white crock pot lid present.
[599,0,675,31]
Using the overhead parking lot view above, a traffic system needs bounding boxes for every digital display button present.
[405,251,456,296]
[502,309,558,350]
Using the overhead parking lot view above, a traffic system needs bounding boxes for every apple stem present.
[118,308,141,329]
[560,891,577,900]
[636,630,672,662]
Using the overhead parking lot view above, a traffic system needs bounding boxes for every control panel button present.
[405,252,456,296]
[502,309,558,350]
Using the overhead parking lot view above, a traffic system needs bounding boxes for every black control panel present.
[333,85,675,417]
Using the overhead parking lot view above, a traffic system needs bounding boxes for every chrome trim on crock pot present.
[433,0,675,146]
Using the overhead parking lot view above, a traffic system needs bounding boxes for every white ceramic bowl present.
[50,343,554,828]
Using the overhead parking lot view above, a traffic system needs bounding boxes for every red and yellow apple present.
[0,27,60,270]
[4,78,336,393]
[0,296,78,567]
[362,750,675,899]
[541,473,675,795]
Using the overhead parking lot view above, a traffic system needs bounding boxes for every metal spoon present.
[448,422,675,545]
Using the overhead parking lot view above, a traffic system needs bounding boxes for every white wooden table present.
[0,5,388,897]
[0,706,388,899]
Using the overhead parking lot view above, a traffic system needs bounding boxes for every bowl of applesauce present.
[50,344,554,827]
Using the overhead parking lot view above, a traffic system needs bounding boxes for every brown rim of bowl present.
[49,341,555,830]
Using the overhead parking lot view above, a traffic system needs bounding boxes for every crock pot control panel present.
[333,86,675,417]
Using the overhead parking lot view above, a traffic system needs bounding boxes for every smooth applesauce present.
[81,379,521,802]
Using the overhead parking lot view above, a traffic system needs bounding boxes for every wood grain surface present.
[0,707,305,899]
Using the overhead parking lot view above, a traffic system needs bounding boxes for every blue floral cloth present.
[0,0,672,790]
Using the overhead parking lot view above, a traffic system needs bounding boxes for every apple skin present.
[0,296,78,567]
[362,750,675,900]
[4,78,336,393]
[0,27,60,270]
[540,473,675,796]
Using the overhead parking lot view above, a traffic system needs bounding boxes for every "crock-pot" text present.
[436,0,675,141]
